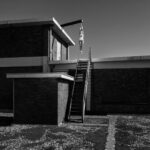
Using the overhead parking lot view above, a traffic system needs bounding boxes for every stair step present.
[75,80,84,82]
[78,62,88,65]
[76,73,84,76]
[72,105,82,109]
[72,101,82,105]
[70,111,82,115]
[73,92,83,96]
[73,90,83,94]
[74,86,84,89]
[75,78,83,81]
[76,77,84,79]
[76,77,84,80]
[72,103,82,106]
[73,95,83,98]
[69,115,82,120]
[72,98,82,104]
[71,108,82,112]
[75,77,84,80]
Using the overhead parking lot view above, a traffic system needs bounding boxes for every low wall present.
[14,78,58,124]
[9,74,72,125]
[91,68,150,114]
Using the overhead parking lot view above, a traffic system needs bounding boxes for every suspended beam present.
[61,19,83,27]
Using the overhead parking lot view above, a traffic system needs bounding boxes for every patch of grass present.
[21,126,46,141]
[0,117,109,149]
[86,127,108,150]
[115,116,150,150]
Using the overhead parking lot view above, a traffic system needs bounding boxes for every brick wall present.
[14,78,69,125]
[14,78,58,124]
[0,67,42,109]
[0,25,48,57]
[91,69,150,114]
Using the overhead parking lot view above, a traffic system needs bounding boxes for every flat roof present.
[7,73,74,81]
[0,17,75,46]
[47,55,150,66]
[93,55,150,62]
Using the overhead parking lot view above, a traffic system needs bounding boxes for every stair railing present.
[82,48,91,122]
[67,57,80,121]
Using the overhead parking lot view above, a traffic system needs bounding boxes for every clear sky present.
[0,0,150,59]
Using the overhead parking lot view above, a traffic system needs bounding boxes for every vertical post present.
[82,48,92,122]
[49,29,53,61]
[66,46,69,60]
[43,28,53,73]
[13,79,15,118]
[49,28,53,72]
[86,48,92,111]
[42,57,48,73]
[89,47,92,62]
[61,44,63,61]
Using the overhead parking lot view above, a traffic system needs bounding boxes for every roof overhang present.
[0,17,75,46]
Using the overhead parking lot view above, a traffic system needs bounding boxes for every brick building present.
[0,18,74,110]
[53,56,150,114]
[0,18,150,124]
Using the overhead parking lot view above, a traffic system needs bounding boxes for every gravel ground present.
[115,115,150,150]
[2,114,150,150]
[0,116,108,150]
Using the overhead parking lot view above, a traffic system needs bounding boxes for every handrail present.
[67,57,80,120]
[82,48,91,122]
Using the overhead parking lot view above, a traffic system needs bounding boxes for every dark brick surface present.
[91,69,150,114]
[0,26,48,57]
[14,78,69,125]
[14,78,58,124]
[0,67,42,109]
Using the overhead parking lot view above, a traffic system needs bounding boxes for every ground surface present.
[1,115,150,149]
[115,115,150,150]
[0,116,108,150]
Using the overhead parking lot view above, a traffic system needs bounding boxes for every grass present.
[115,115,150,150]
[0,117,108,150]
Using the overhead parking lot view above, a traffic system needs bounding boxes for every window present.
[50,31,68,61]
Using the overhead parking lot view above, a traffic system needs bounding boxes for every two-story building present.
[0,18,150,125]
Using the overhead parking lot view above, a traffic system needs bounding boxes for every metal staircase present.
[68,49,91,122]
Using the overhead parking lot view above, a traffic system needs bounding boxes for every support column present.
[42,56,49,73]
[47,29,53,72]
[66,46,69,60]
[42,28,52,73]
[49,29,53,61]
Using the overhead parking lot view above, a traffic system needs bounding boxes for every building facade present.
[0,17,150,115]
[0,18,74,109]
[52,56,150,114]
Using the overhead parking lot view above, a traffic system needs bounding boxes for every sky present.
[0,0,150,59]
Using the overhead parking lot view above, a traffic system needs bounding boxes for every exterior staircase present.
[67,49,91,122]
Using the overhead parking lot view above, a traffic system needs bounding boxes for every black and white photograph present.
[0,0,150,149]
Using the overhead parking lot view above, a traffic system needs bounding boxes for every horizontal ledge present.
[7,73,74,81]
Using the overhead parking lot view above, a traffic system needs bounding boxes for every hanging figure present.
[79,23,84,53]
